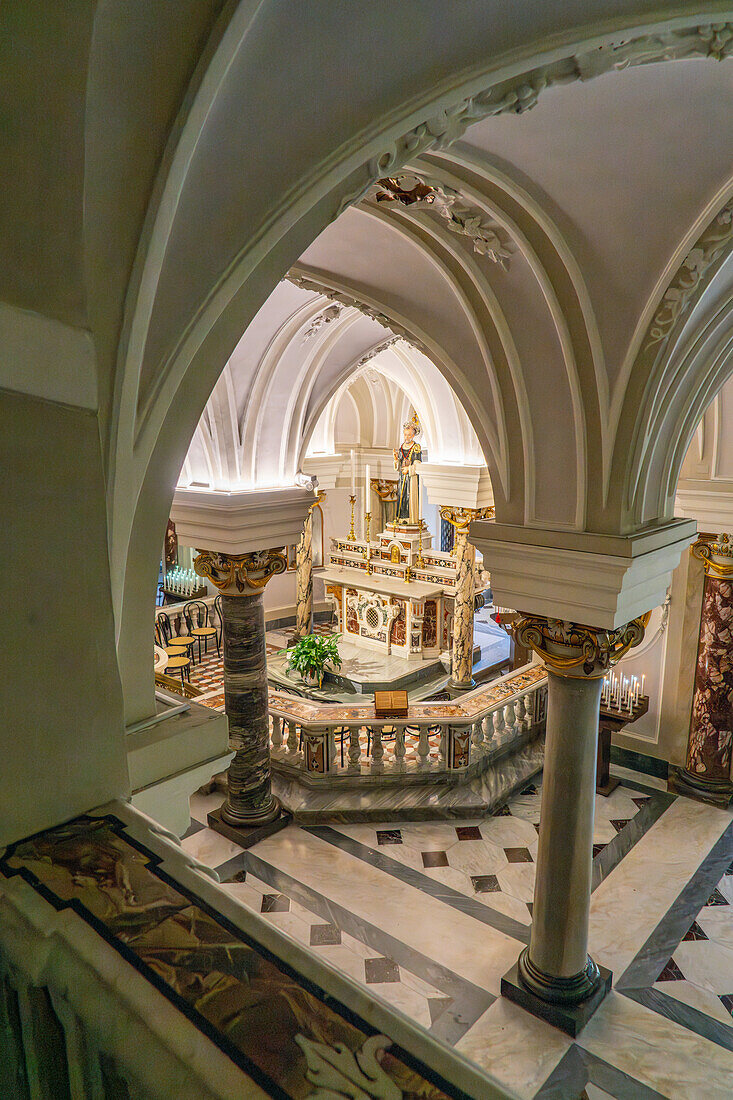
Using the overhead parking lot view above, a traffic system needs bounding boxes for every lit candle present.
[641,674,645,697]
[350,449,356,498]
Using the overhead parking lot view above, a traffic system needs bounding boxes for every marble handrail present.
[269,663,547,777]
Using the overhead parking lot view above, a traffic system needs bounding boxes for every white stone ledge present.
[471,519,696,628]
[171,485,315,554]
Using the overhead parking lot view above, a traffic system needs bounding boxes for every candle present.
[641,674,645,697]
[365,464,371,510]
[350,448,356,498]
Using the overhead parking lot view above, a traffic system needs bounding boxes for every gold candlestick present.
[348,495,356,541]
[365,511,372,575]
[416,523,425,568]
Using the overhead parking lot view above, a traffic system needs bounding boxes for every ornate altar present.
[321,523,488,661]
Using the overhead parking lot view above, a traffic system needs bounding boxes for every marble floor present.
[182,775,733,1099]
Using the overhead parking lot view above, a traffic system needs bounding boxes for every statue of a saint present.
[393,412,422,523]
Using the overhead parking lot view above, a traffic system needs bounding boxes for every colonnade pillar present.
[194,548,288,842]
[671,534,733,807]
[295,511,313,640]
[502,613,647,1034]
[451,525,476,690]
[440,506,493,692]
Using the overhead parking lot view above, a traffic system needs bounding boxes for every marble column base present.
[447,677,476,695]
[668,763,733,808]
[207,803,292,850]
[501,953,612,1037]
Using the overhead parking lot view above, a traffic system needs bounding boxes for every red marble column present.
[673,537,733,806]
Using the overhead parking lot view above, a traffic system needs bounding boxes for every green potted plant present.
[284,633,342,689]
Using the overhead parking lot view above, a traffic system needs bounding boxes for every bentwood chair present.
[156,610,196,665]
[154,618,190,686]
[184,600,220,661]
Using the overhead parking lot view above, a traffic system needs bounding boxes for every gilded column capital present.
[194,548,287,595]
[514,613,650,679]
[691,533,733,578]
[439,505,495,533]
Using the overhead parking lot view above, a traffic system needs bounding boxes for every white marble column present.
[195,548,287,831]
[502,614,647,1034]
[295,511,313,640]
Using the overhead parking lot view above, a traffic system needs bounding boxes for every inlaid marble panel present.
[0,815,464,1099]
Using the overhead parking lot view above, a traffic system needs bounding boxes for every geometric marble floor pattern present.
[182,776,733,1099]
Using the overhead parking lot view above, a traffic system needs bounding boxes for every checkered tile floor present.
[189,648,223,694]
[218,863,448,1029]
[652,862,733,1022]
[183,780,654,1034]
[330,782,650,926]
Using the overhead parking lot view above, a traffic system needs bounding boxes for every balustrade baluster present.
[417,725,430,767]
[371,726,384,772]
[439,726,447,768]
[328,725,337,771]
[472,718,484,754]
[523,691,535,729]
[494,704,507,742]
[287,720,298,755]
[482,714,494,746]
[348,726,361,772]
[394,725,406,769]
[271,714,283,751]
[516,694,527,731]
[505,699,518,735]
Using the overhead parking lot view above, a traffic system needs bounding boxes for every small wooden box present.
[374,690,408,718]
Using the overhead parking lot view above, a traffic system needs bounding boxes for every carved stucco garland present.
[371,175,512,268]
[286,273,429,360]
[515,614,649,676]
[356,336,401,370]
[335,22,733,216]
[644,199,733,351]
[302,303,343,342]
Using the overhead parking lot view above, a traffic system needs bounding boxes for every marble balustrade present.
[268,664,547,780]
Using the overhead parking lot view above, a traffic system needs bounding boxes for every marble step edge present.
[272,742,544,823]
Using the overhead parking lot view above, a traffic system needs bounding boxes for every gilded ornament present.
[194,548,287,594]
[439,505,495,534]
[514,614,649,678]
[691,533,733,577]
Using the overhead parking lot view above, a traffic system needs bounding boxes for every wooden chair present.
[157,610,196,665]
[184,600,219,661]
[154,619,190,685]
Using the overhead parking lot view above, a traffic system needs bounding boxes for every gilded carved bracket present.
[691,533,733,578]
[439,505,495,534]
[515,613,650,678]
[194,548,287,596]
